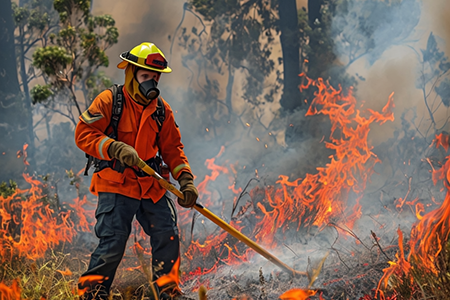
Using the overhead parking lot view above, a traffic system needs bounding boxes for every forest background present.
[1,0,450,299]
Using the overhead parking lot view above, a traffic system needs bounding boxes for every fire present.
[155,257,181,288]
[0,280,22,300]
[279,288,317,300]
[56,268,73,276]
[407,140,450,270]
[16,144,29,166]
[376,227,411,297]
[252,75,394,241]
[179,74,396,276]
[77,275,109,296]
[376,133,450,297]
[0,144,94,263]
[0,172,76,261]
[68,195,95,232]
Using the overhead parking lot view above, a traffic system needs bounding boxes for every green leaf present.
[31,84,53,104]
[32,46,72,76]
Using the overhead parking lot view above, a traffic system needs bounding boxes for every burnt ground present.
[100,231,400,300]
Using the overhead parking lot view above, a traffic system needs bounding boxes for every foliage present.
[12,0,57,118]
[0,180,18,198]
[185,0,277,108]
[383,232,450,300]
[435,78,450,107]
[30,0,118,125]
[12,0,54,32]
[0,252,79,300]
[180,0,410,150]
[32,46,72,76]
[30,84,54,104]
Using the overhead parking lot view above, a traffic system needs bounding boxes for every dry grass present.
[382,238,450,300]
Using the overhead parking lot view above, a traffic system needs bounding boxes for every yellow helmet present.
[117,42,172,73]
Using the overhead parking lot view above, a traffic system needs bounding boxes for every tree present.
[31,0,119,126]
[416,32,450,135]
[171,1,279,157]
[13,0,56,107]
[12,0,57,167]
[0,0,32,182]
[21,0,119,176]
[278,0,301,112]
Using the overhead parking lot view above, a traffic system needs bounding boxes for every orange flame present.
[377,134,450,297]
[0,145,95,263]
[279,288,317,300]
[435,133,449,152]
[254,76,395,240]
[0,280,22,300]
[181,75,396,274]
[68,195,95,232]
[376,227,411,298]
[408,152,450,271]
[77,275,108,296]
[56,268,73,276]
[0,173,76,262]
[155,257,181,288]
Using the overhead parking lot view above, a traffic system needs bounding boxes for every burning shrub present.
[377,135,450,300]
[0,172,76,262]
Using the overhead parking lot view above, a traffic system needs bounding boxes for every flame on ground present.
[376,133,450,299]
[180,74,395,274]
[0,280,21,300]
[0,172,75,262]
[279,288,318,300]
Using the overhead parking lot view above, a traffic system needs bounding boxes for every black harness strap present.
[109,84,124,140]
[84,85,165,176]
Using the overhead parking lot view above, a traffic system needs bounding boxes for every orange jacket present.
[75,86,192,202]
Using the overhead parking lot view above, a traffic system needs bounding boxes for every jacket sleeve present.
[158,99,192,180]
[74,90,115,160]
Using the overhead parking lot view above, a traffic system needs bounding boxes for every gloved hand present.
[108,141,140,167]
[177,172,198,208]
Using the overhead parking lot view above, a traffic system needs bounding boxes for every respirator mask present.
[139,78,160,100]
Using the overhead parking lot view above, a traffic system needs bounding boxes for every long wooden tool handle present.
[136,158,306,277]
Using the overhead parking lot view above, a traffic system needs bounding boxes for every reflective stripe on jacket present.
[75,86,192,202]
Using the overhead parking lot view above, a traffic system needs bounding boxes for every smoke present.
[92,0,192,87]
[325,0,450,268]
[332,0,450,141]
[85,0,449,286]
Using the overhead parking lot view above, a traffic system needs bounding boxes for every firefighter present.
[75,42,198,299]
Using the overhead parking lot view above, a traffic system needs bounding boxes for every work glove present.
[177,172,198,208]
[108,141,140,167]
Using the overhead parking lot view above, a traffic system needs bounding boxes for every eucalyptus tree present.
[13,0,56,107]
[31,0,119,126]
[178,1,277,125]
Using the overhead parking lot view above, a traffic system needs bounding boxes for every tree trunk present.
[278,0,301,112]
[0,0,32,182]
